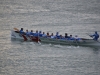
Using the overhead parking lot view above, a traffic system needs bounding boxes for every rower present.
[65,33,70,39]
[46,32,50,37]
[39,31,42,37]
[29,30,34,36]
[90,31,99,41]
[26,30,30,36]
[55,32,60,39]
[50,33,55,39]
[19,28,25,34]
[74,35,81,40]
[59,35,64,39]
[42,32,46,37]
[33,30,39,37]
[69,35,75,40]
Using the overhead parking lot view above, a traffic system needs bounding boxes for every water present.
[0,0,100,75]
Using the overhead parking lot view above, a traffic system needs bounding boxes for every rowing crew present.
[19,28,99,41]
[19,28,81,41]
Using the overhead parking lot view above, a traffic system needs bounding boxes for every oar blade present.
[13,28,19,31]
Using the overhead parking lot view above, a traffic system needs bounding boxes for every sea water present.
[0,0,100,75]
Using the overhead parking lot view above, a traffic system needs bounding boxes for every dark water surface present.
[0,0,100,75]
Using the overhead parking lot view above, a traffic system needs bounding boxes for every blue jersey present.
[19,30,24,34]
[92,33,99,40]
[26,32,30,36]
[55,35,60,39]
[67,37,75,40]
[33,33,39,37]
[39,33,42,37]
[29,32,34,36]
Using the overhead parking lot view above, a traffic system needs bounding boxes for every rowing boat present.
[11,28,100,47]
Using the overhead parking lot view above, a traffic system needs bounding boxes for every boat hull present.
[39,37,100,47]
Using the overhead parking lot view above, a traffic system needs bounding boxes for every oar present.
[74,39,79,47]
[86,33,93,37]
[37,33,41,44]
[14,28,19,31]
